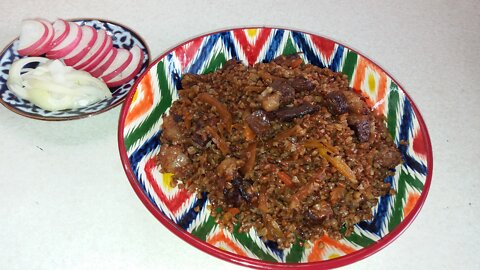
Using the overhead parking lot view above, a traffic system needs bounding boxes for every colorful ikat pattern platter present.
[118,28,432,269]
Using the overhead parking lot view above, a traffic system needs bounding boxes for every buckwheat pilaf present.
[157,54,402,248]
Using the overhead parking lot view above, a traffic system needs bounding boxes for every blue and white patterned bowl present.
[0,19,150,121]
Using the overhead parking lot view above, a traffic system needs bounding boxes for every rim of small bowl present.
[0,18,151,121]
[117,26,433,269]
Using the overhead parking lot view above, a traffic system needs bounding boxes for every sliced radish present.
[30,19,55,56]
[106,45,144,87]
[89,48,117,78]
[18,20,48,56]
[73,29,107,70]
[100,48,133,82]
[50,19,70,49]
[63,25,98,66]
[46,22,82,59]
[81,35,113,71]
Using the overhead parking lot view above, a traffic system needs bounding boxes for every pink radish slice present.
[30,19,55,56]
[17,20,48,56]
[46,22,82,59]
[73,29,107,70]
[100,48,133,82]
[106,45,144,87]
[63,25,98,66]
[81,35,113,71]
[49,19,70,50]
[89,48,118,77]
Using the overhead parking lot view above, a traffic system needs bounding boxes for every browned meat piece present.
[329,186,346,203]
[270,78,295,105]
[290,77,314,91]
[162,114,182,144]
[271,103,318,121]
[223,186,242,207]
[236,178,255,203]
[273,54,303,68]
[347,114,371,142]
[172,113,183,122]
[376,146,403,169]
[343,90,369,115]
[304,209,323,224]
[325,90,348,115]
[260,91,281,112]
[246,110,271,136]
[181,73,206,89]
[304,201,333,225]
[222,59,241,71]
[223,177,254,207]
[217,157,244,182]
[158,145,190,175]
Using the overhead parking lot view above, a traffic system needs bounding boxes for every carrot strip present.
[278,171,293,187]
[289,173,324,209]
[205,126,229,155]
[240,142,257,178]
[244,124,256,141]
[272,124,303,142]
[304,140,357,183]
[258,193,268,213]
[198,93,232,133]
[227,207,240,216]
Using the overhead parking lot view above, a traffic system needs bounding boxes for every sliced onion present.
[7,57,111,111]
[7,57,48,99]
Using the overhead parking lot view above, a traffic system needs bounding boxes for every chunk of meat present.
[235,177,255,203]
[162,114,182,143]
[270,79,295,105]
[223,186,242,207]
[217,157,244,181]
[246,110,271,136]
[329,186,346,203]
[290,77,314,91]
[158,145,190,175]
[273,54,303,68]
[271,103,318,122]
[325,90,348,115]
[347,114,371,142]
[172,113,183,122]
[376,146,403,169]
[181,73,206,89]
[343,90,369,115]
[223,177,255,207]
[304,200,334,225]
[222,59,241,71]
[303,209,324,224]
[326,89,369,116]
[261,91,281,112]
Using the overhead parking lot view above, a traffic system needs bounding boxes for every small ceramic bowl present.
[118,27,433,269]
[0,18,150,121]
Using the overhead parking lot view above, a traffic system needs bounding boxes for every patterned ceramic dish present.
[118,27,433,269]
[0,18,150,121]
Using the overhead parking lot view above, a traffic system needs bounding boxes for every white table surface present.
[0,1,478,269]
